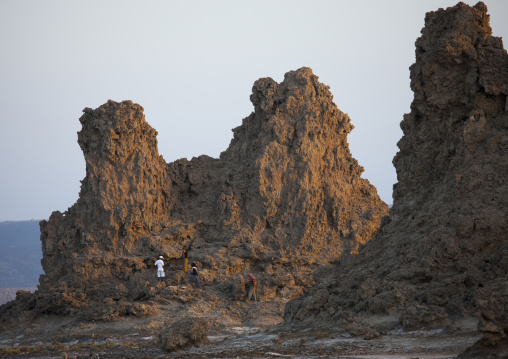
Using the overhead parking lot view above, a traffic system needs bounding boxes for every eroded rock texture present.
[0,68,387,326]
[285,2,508,349]
[33,101,173,317]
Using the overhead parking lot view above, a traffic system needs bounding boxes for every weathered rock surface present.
[158,317,209,351]
[0,68,387,329]
[30,101,173,318]
[285,2,508,352]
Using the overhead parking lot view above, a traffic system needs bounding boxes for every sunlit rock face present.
[0,67,387,325]
[285,1,508,345]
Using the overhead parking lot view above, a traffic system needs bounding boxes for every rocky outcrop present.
[0,68,387,327]
[42,101,171,270]
[31,101,173,317]
[285,2,508,349]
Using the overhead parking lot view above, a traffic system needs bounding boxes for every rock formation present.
[22,101,173,318]
[0,68,387,327]
[285,1,508,352]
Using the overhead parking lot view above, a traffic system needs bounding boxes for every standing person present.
[189,262,201,288]
[245,272,256,301]
[155,255,165,283]
[181,247,188,272]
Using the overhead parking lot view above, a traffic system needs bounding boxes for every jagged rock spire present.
[285,3,508,349]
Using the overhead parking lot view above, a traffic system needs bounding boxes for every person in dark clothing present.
[189,262,201,288]
[245,272,256,301]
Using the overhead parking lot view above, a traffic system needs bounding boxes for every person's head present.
[191,262,196,267]
[159,256,163,259]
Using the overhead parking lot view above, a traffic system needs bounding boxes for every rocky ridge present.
[285,1,508,354]
[2,2,506,357]
[0,68,387,330]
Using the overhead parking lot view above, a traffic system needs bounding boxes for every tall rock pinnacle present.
[285,2,508,351]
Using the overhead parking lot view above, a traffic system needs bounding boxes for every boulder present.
[158,317,209,351]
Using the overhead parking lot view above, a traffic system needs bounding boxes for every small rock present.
[158,317,209,351]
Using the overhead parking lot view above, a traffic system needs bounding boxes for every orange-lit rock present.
[0,68,387,328]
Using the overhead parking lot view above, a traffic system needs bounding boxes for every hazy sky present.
[1,1,507,222]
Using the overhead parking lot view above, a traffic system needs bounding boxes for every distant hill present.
[0,220,43,288]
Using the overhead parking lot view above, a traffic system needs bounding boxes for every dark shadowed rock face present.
[285,1,508,347]
[0,68,387,326]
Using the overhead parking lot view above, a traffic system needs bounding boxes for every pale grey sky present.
[1,1,507,221]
